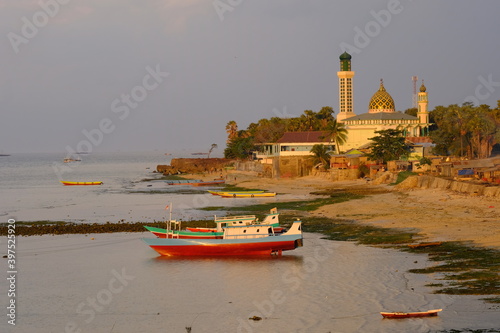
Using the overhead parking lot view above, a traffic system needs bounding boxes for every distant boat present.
[165,179,203,185]
[143,220,303,256]
[63,158,81,163]
[191,179,225,186]
[217,192,277,198]
[208,190,265,195]
[380,309,442,319]
[408,242,442,249]
[60,181,102,186]
[191,152,208,155]
[0,154,10,157]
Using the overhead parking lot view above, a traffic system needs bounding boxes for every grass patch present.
[389,171,418,185]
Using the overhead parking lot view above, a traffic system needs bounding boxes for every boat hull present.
[218,192,277,198]
[60,181,102,186]
[380,309,442,318]
[144,235,302,256]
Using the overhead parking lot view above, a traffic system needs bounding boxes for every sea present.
[0,151,282,224]
[1,152,499,333]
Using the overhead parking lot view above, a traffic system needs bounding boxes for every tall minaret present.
[417,80,429,136]
[337,52,355,122]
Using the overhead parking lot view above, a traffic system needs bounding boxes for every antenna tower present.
[412,76,418,109]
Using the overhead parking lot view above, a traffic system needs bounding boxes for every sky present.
[1,0,500,154]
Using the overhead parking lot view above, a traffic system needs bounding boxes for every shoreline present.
[215,170,500,249]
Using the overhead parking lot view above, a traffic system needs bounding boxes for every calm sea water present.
[1,152,499,332]
[0,151,282,223]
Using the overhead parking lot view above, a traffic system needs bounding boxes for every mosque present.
[336,52,431,151]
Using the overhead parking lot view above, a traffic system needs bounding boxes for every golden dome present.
[368,79,395,113]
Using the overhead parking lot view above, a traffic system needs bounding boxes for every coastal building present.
[337,52,432,151]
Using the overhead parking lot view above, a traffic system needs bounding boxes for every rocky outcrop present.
[396,175,500,198]
[157,158,233,175]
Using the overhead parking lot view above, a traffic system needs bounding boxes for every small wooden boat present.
[165,179,203,185]
[143,220,303,256]
[63,158,81,163]
[380,309,442,319]
[218,192,277,198]
[191,179,225,186]
[208,190,265,195]
[408,242,442,249]
[60,181,102,186]
[147,208,284,238]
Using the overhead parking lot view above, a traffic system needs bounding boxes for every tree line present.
[224,101,500,161]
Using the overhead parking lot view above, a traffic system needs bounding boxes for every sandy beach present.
[216,171,500,249]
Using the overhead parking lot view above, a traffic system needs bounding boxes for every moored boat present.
[147,208,283,238]
[408,242,443,249]
[143,220,303,256]
[380,309,442,319]
[191,179,225,186]
[165,179,203,185]
[60,181,102,186]
[218,192,277,198]
[208,190,265,196]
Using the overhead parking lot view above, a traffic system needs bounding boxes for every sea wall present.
[157,158,232,175]
[396,175,500,198]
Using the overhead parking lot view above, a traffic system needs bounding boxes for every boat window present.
[243,230,246,233]
[256,229,259,233]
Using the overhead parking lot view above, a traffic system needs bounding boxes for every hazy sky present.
[1,0,500,154]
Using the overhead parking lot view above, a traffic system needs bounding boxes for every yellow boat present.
[217,192,276,198]
[60,181,103,186]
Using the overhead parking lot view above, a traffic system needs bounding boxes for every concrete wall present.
[396,175,500,198]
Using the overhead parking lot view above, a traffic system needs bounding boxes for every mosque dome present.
[339,52,352,60]
[420,81,427,92]
[368,79,395,113]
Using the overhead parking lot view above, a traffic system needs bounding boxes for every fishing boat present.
[208,190,265,196]
[144,226,222,239]
[380,309,442,319]
[191,179,225,186]
[63,158,81,163]
[218,192,277,198]
[165,179,203,185]
[408,242,443,249]
[147,208,283,238]
[143,220,303,256]
[60,181,102,186]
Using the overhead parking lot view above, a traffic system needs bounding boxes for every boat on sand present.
[380,309,442,319]
[218,192,277,198]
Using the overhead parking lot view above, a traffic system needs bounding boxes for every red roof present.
[276,131,332,143]
[406,137,433,144]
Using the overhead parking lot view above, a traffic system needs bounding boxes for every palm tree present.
[310,144,332,170]
[225,121,238,143]
[322,119,348,154]
[207,144,217,158]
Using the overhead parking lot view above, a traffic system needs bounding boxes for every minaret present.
[337,52,355,122]
[417,80,429,136]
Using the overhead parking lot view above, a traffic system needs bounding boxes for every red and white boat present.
[380,309,442,319]
[143,220,303,256]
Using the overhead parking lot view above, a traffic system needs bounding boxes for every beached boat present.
[218,192,277,198]
[60,181,102,186]
[208,190,265,196]
[191,179,225,186]
[165,179,203,185]
[380,309,442,319]
[408,242,442,249]
[143,220,303,256]
[63,158,81,163]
